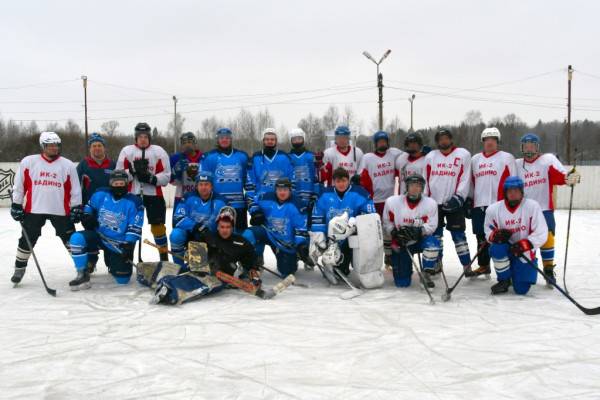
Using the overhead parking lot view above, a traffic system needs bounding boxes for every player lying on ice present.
[484,176,549,295]
[243,177,312,277]
[169,170,226,269]
[308,167,385,289]
[68,169,144,290]
[382,174,441,288]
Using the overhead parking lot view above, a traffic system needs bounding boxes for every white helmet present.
[289,128,305,141]
[262,127,277,137]
[481,127,501,142]
[39,131,61,148]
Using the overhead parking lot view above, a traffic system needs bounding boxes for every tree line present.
[0,106,598,164]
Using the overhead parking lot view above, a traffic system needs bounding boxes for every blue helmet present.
[334,125,351,136]
[520,133,540,157]
[503,176,524,193]
[373,130,389,143]
[87,132,105,147]
[195,170,214,185]
[216,127,232,137]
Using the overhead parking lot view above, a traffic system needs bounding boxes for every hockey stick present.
[260,265,309,288]
[441,243,488,302]
[563,151,577,294]
[19,221,57,297]
[333,267,364,300]
[520,254,600,316]
[137,147,146,263]
[404,247,435,304]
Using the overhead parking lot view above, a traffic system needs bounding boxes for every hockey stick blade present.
[333,268,364,300]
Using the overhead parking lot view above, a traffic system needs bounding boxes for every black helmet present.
[404,173,426,202]
[404,132,424,148]
[109,169,129,186]
[275,177,292,189]
[134,122,152,143]
[180,131,196,145]
[434,128,452,143]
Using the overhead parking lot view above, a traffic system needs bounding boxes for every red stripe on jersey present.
[24,168,32,213]
[360,169,374,197]
[155,158,165,196]
[455,164,464,194]
[63,175,72,215]
[388,210,395,226]
[497,165,511,201]
[548,165,566,186]
[426,164,432,195]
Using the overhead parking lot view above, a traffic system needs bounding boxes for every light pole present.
[172,95,178,153]
[408,94,416,132]
[81,75,88,153]
[362,49,391,131]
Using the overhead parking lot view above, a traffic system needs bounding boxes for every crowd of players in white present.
[8,122,581,304]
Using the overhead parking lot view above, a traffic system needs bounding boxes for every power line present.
[0,78,79,90]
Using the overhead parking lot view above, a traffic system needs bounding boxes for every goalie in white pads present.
[383,174,440,288]
[484,176,548,295]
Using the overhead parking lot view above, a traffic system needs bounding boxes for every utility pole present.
[362,49,391,131]
[567,65,573,164]
[81,75,88,152]
[408,94,416,132]
[173,95,178,153]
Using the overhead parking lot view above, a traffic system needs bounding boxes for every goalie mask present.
[404,174,426,203]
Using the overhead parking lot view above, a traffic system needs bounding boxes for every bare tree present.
[100,120,120,137]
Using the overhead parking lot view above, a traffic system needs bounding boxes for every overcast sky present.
[2,0,600,136]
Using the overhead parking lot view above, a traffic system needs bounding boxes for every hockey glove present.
[490,228,512,244]
[186,163,199,180]
[69,205,84,224]
[248,268,262,287]
[81,212,98,231]
[441,194,464,213]
[350,174,361,186]
[249,210,266,226]
[10,203,25,222]
[510,239,533,257]
[172,158,189,180]
[137,172,157,186]
[393,226,422,247]
[119,241,136,261]
[193,223,208,235]
[133,158,149,176]
[297,243,314,267]
[566,170,581,186]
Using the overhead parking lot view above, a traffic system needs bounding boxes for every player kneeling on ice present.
[484,176,548,295]
[150,211,262,305]
[383,174,440,288]
[68,170,144,290]
[243,178,311,277]
[169,171,226,270]
[309,167,383,288]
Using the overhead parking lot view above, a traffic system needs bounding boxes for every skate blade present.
[70,282,91,292]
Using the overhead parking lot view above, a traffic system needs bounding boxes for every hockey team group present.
[8,122,582,305]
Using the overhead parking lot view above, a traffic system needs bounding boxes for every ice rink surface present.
[1,209,600,399]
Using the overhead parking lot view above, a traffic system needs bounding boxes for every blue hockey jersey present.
[76,157,116,205]
[311,185,376,234]
[253,192,308,254]
[201,148,249,210]
[246,150,294,211]
[289,150,319,213]
[85,188,144,253]
[173,191,227,233]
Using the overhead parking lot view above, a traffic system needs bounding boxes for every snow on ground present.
[1,209,600,400]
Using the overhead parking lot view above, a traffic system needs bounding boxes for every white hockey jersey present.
[358,150,400,203]
[321,145,364,185]
[395,153,427,195]
[471,151,516,208]
[12,154,82,216]
[516,154,566,211]
[484,198,548,260]
[424,147,471,204]
[382,194,438,236]
[116,144,171,197]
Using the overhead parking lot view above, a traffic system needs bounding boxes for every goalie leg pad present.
[136,261,183,288]
[155,272,225,305]
[349,213,384,289]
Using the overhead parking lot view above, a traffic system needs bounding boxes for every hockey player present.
[484,176,549,295]
[116,122,171,260]
[383,174,440,288]
[170,131,203,210]
[68,170,144,290]
[10,132,82,284]
[243,178,309,277]
[358,130,401,264]
[468,127,516,277]
[77,133,116,206]
[245,128,294,212]
[320,125,364,186]
[396,132,427,195]
[516,133,580,283]
[169,171,227,269]
[151,209,259,305]
[288,127,319,213]
[424,128,472,274]
[311,167,376,275]
[201,127,250,231]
